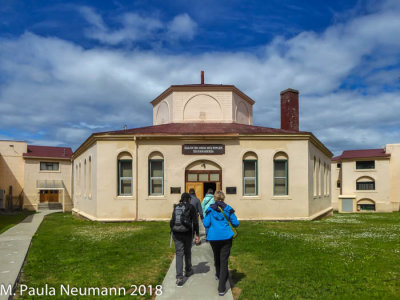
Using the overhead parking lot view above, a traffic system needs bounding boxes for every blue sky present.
[0,0,400,154]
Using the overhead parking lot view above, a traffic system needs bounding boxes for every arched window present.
[356,176,375,190]
[118,152,133,196]
[88,156,92,198]
[84,159,87,197]
[274,152,288,195]
[243,152,258,196]
[149,152,164,196]
[357,199,376,211]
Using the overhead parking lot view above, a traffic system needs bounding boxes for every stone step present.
[37,202,63,210]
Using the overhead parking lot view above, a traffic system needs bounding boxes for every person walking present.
[170,193,200,287]
[201,188,215,238]
[203,191,239,296]
[189,188,203,245]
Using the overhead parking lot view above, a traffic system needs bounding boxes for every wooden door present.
[40,190,59,203]
[185,182,204,201]
[216,182,221,192]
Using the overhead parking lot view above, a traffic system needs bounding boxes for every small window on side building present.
[40,162,59,171]
[356,161,375,170]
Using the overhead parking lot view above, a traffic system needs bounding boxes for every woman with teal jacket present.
[202,188,215,216]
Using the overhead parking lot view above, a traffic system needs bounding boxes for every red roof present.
[23,145,72,159]
[100,122,308,136]
[332,148,390,161]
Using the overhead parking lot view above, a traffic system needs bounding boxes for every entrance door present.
[185,170,222,202]
[40,190,59,203]
[185,182,204,201]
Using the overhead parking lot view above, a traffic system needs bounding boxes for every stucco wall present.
[341,158,391,212]
[0,141,26,205]
[73,142,98,217]
[73,136,335,221]
[153,91,254,124]
[137,138,315,220]
[385,144,400,211]
[308,142,332,217]
[331,161,341,210]
[23,158,72,211]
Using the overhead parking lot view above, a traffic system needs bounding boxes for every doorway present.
[39,190,59,203]
[185,170,222,201]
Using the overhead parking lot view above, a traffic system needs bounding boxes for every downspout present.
[134,136,139,221]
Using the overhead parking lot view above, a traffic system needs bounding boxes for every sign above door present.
[182,144,225,155]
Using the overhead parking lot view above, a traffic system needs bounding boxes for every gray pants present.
[173,232,193,279]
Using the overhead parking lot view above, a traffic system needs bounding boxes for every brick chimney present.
[280,88,299,131]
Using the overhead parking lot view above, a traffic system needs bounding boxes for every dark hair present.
[189,188,195,195]
[207,188,214,194]
[180,192,191,203]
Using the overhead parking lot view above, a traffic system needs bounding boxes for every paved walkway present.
[157,224,234,300]
[0,210,61,300]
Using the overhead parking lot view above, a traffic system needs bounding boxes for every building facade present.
[72,82,333,221]
[0,141,73,212]
[331,145,400,213]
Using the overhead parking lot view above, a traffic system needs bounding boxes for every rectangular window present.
[118,160,132,195]
[356,181,375,190]
[337,181,341,188]
[337,163,341,168]
[243,160,257,196]
[149,160,164,195]
[356,161,375,169]
[274,160,288,195]
[40,162,59,171]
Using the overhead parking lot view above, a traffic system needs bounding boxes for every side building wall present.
[385,144,400,211]
[341,158,391,212]
[23,158,72,211]
[0,141,26,207]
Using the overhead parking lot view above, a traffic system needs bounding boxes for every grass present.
[0,210,34,234]
[229,212,400,300]
[18,213,174,299]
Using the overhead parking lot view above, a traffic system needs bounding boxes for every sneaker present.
[176,279,184,287]
[185,269,194,277]
[218,290,226,296]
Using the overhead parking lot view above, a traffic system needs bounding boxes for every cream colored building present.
[331,145,400,213]
[0,140,72,212]
[72,81,333,221]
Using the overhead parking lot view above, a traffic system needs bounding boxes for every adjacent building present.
[331,144,400,213]
[0,141,73,212]
[72,79,333,221]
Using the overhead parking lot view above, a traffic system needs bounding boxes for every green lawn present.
[18,213,174,299]
[0,210,34,234]
[230,212,400,299]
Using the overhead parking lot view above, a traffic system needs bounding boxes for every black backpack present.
[172,202,192,232]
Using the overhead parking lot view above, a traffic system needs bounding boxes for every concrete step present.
[37,202,62,210]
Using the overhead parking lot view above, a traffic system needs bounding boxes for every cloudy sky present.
[0,0,399,154]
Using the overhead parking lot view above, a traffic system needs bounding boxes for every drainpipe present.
[134,136,139,221]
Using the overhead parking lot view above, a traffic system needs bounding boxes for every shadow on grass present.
[230,268,246,286]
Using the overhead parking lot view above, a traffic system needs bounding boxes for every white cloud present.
[167,13,197,41]
[78,7,196,45]
[0,1,400,153]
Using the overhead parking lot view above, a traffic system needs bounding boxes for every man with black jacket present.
[170,193,200,287]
